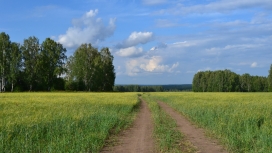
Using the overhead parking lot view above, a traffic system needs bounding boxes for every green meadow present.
[148,92,272,152]
[1,92,272,152]
[0,93,139,153]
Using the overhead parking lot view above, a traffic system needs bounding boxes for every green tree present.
[66,44,115,91]
[192,72,202,92]
[21,36,41,91]
[268,64,272,92]
[100,47,115,91]
[8,42,22,92]
[0,32,11,92]
[70,44,100,91]
[240,73,252,92]
[40,38,67,91]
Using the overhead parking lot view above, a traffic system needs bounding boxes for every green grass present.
[142,93,195,153]
[149,92,272,153]
[0,93,139,153]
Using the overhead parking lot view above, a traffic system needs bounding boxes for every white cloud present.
[150,47,158,51]
[86,9,98,17]
[116,31,154,48]
[251,62,258,68]
[57,9,116,48]
[116,46,144,58]
[125,56,179,76]
[140,56,162,72]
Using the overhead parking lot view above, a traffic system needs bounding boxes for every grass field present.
[149,92,272,153]
[2,92,272,153]
[0,93,139,153]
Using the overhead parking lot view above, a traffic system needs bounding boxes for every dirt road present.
[101,100,155,153]
[158,101,228,153]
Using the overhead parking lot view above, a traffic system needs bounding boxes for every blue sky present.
[1,0,272,84]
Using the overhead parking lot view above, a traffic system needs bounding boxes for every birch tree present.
[268,64,272,92]
[8,42,22,92]
[21,36,40,91]
[40,38,67,91]
[0,32,11,92]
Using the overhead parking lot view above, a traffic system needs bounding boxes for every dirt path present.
[101,99,155,153]
[158,101,228,153]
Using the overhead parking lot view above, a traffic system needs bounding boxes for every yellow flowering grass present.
[149,92,272,153]
[0,92,139,152]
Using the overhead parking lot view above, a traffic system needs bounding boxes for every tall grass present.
[150,92,272,153]
[0,93,139,152]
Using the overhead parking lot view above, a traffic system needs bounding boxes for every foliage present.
[268,64,272,91]
[0,93,139,152]
[8,42,22,92]
[150,92,272,153]
[114,85,164,92]
[114,85,192,92]
[66,44,115,91]
[21,36,41,91]
[193,69,268,92]
[40,38,67,91]
[0,32,115,92]
[0,32,11,92]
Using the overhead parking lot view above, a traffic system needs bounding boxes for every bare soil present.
[101,99,155,153]
[158,101,228,153]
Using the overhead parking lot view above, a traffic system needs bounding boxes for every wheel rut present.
[158,101,228,153]
[101,99,155,153]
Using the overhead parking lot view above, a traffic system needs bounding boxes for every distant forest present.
[114,84,192,92]
[192,65,272,92]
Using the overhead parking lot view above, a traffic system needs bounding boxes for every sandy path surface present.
[158,101,228,153]
[101,99,155,153]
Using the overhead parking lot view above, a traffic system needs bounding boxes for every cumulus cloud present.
[57,9,116,48]
[116,46,144,58]
[116,31,154,49]
[251,62,258,68]
[125,56,179,76]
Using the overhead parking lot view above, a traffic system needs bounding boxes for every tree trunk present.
[29,84,32,92]
[11,82,14,92]
[1,77,5,92]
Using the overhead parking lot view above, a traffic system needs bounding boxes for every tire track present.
[101,100,155,153]
[158,101,228,153]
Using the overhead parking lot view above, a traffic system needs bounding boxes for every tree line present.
[0,32,115,92]
[192,66,272,92]
[113,85,164,92]
[113,84,193,92]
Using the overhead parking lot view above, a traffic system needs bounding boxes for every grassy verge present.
[142,93,195,153]
[150,92,272,153]
[0,93,139,153]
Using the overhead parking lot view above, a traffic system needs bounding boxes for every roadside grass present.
[150,92,272,153]
[142,93,195,153]
[0,92,139,153]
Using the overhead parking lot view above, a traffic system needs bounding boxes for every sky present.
[1,0,272,85]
